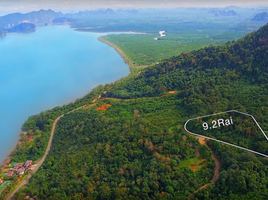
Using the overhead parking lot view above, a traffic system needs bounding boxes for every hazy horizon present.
[0,0,268,15]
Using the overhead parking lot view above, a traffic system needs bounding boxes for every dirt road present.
[188,139,221,199]
[6,106,85,200]
[211,153,220,184]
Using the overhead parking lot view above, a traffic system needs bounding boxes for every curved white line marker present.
[184,110,268,158]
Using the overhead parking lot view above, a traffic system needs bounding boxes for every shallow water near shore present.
[0,26,130,164]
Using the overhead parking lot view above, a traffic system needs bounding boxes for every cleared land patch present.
[179,157,206,171]
[185,110,268,157]
[96,104,112,111]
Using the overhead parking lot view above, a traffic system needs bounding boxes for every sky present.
[0,0,267,14]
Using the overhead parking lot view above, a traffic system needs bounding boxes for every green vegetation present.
[200,142,268,199]
[0,181,12,195]
[1,7,268,198]
[100,23,268,199]
[71,8,267,66]
[11,97,214,199]
[179,157,206,171]
[1,174,29,200]
[8,85,108,164]
[100,30,248,66]
[186,111,268,156]
[4,22,267,199]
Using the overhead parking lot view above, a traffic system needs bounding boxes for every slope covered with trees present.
[5,23,268,199]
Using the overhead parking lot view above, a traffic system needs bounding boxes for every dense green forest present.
[186,111,268,156]
[2,23,268,199]
[11,97,214,200]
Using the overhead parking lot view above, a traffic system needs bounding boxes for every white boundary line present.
[184,110,268,158]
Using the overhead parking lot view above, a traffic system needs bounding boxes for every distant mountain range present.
[0,8,138,36]
[208,9,238,17]
[252,12,268,21]
[65,8,138,18]
[65,8,117,18]
[0,9,63,29]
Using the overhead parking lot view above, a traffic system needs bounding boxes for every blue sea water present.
[0,26,130,163]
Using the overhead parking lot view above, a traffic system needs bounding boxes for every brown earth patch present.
[96,104,112,111]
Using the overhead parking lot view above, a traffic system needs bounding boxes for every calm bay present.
[0,26,130,163]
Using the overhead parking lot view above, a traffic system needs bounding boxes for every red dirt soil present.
[190,166,198,171]
[190,159,205,171]
[96,104,112,111]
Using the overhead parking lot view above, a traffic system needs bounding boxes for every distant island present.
[0,8,136,37]
[0,9,63,29]
[252,12,268,21]
[6,23,36,33]
[0,9,62,36]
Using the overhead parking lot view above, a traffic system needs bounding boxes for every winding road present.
[6,106,85,200]
[6,92,220,199]
[188,139,221,199]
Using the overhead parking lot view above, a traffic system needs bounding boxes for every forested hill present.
[7,23,36,33]
[105,23,268,99]
[8,23,268,199]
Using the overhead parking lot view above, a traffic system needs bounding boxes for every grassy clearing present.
[179,157,206,171]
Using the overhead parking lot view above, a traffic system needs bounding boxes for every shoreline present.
[72,28,147,35]
[97,36,134,73]
[0,133,21,170]
[0,26,149,198]
[0,27,137,174]
[75,28,148,74]
[46,25,144,72]
[0,26,142,177]
[74,26,149,73]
